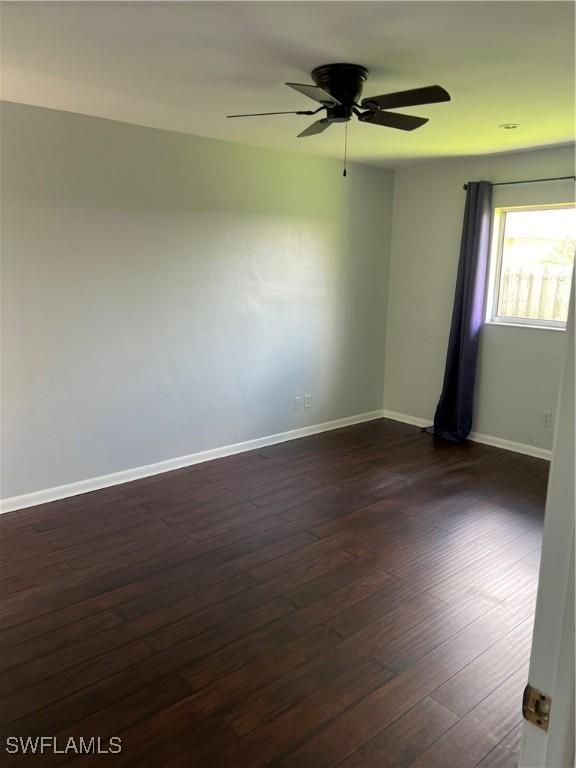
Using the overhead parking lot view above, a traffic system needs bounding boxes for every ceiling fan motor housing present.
[311,63,368,121]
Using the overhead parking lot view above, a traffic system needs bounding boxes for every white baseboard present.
[466,431,552,461]
[2,407,552,514]
[0,410,384,514]
[382,410,430,429]
[382,409,552,461]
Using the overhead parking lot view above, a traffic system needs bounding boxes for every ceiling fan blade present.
[297,119,332,138]
[286,82,341,107]
[358,110,429,131]
[227,110,317,118]
[361,85,451,110]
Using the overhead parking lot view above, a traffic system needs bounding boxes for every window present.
[486,204,575,330]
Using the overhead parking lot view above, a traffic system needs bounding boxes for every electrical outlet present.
[304,394,312,409]
[543,412,553,428]
[294,396,302,411]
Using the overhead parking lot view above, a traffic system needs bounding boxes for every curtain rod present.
[463,175,575,191]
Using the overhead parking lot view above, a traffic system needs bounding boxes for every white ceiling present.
[1,1,574,167]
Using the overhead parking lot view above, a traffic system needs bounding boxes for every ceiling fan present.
[227,63,451,138]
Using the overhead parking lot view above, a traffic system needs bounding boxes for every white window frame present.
[485,203,575,331]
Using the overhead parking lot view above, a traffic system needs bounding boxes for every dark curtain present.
[427,181,493,442]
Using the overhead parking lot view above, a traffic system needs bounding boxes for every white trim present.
[0,410,384,514]
[468,431,552,461]
[484,320,566,332]
[382,409,552,461]
[381,410,430,429]
[2,407,553,514]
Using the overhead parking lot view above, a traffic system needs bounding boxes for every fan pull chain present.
[343,122,348,177]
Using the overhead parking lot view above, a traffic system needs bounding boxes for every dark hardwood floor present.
[0,418,548,767]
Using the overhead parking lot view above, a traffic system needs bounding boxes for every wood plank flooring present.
[0,418,547,767]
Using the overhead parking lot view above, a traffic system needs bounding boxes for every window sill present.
[484,320,567,332]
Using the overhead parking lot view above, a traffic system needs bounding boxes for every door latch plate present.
[523,683,551,732]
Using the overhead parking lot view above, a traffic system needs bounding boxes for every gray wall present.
[1,102,394,498]
[383,145,574,450]
[3,101,571,500]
